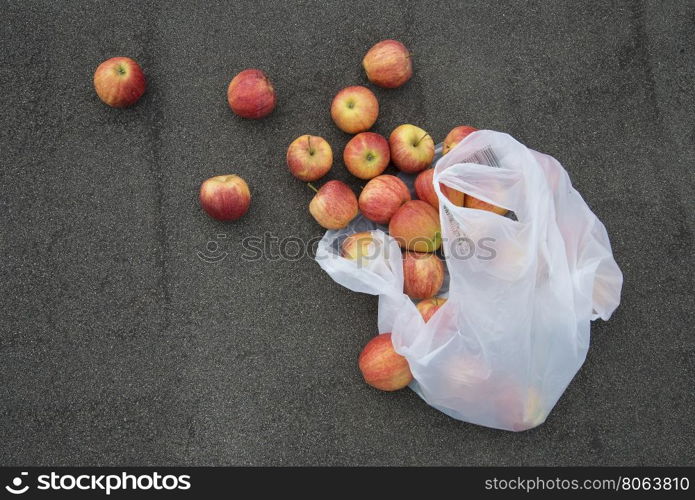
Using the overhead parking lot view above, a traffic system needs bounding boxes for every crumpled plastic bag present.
[315,130,623,431]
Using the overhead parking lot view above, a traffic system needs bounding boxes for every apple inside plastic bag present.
[315,130,623,431]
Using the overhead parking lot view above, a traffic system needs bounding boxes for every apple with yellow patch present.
[389,200,441,252]
[227,69,276,119]
[416,297,448,322]
[343,132,390,179]
[309,180,358,229]
[199,175,251,221]
[93,57,146,108]
[402,252,445,299]
[286,135,333,181]
[330,86,379,134]
[442,125,478,155]
[362,40,412,88]
[414,168,465,210]
[389,124,434,174]
[358,175,410,225]
[358,333,413,391]
[341,231,375,263]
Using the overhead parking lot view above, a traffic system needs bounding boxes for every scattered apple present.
[414,168,465,210]
[330,86,379,134]
[227,69,276,119]
[341,231,374,263]
[362,39,412,88]
[464,195,508,216]
[442,125,478,155]
[358,175,411,225]
[309,180,358,229]
[199,175,251,221]
[343,132,390,179]
[402,252,445,299]
[358,333,413,391]
[389,200,441,252]
[389,124,434,173]
[416,297,448,322]
[286,135,333,181]
[93,57,146,108]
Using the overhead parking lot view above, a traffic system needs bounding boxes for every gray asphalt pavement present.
[1,0,693,465]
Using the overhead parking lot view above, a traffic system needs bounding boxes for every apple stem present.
[414,132,429,146]
[307,135,314,155]
[307,183,319,193]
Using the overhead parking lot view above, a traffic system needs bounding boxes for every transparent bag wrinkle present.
[315,130,623,431]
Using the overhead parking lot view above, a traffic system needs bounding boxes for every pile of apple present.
[93,41,508,395]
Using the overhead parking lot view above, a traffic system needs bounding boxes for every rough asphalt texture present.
[1,0,693,466]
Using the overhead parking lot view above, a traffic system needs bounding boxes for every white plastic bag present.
[315,130,623,431]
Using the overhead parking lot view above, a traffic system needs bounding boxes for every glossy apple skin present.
[464,195,508,215]
[330,86,379,134]
[341,231,374,262]
[358,175,410,225]
[414,168,465,210]
[442,125,478,155]
[403,252,445,299]
[287,135,333,181]
[362,40,412,88]
[416,297,447,322]
[358,333,413,391]
[93,57,146,108]
[199,175,251,221]
[389,200,442,252]
[389,124,434,174]
[309,180,358,229]
[227,69,276,119]
[343,132,390,179]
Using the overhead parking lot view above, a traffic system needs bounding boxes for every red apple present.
[358,175,411,225]
[389,200,441,252]
[286,135,333,181]
[330,86,379,134]
[199,175,251,221]
[227,69,276,119]
[442,125,478,155]
[343,132,390,179]
[464,195,508,216]
[358,333,413,391]
[414,168,465,210]
[309,180,358,229]
[341,231,374,262]
[403,252,445,299]
[93,57,146,108]
[389,124,434,173]
[416,297,448,322]
[362,40,412,88]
